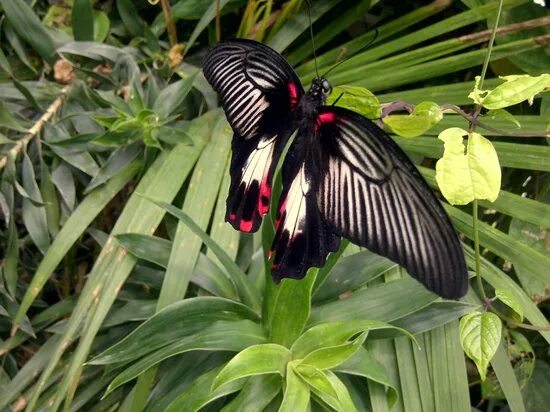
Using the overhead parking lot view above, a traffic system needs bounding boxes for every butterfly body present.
[203,39,468,299]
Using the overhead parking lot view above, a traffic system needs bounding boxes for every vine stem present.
[160,0,177,47]
[468,0,503,303]
[0,85,69,170]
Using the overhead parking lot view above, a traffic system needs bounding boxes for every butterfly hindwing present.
[204,39,304,232]
[270,136,341,282]
[314,107,468,299]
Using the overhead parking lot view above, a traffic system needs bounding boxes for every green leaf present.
[221,375,281,412]
[0,98,27,131]
[153,73,198,118]
[0,0,57,63]
[85,143,141,193]
[72,0,94,41]
[436,128,501,205]
[90,297,259,365]
[309,277,439,326]
[326,85,381,119]
[116,0,145,37]
[334,346,398,407]
[300,331,368,371]
[212,344,292,389]
[384,101,442,138]
[279,363,310,412]
[93,10,110,42]
[164,365,245,412]
[294,364,341,409]
[494,289,524,322]
[21,153,50,253]
[459,311,502,381]
[469,74,550,109]
[485,109,520,128]
[103,319,266,396]
[269,271,316,348]
[148,200,260,310]
[292,320,414,360]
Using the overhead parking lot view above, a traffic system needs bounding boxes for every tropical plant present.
[0,0,548,411]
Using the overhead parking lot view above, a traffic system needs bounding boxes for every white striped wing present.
[203,39,303,140]
[315,107,468,299]
[203,39,304,233]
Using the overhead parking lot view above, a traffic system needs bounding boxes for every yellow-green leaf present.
[495,289,524,322]
[327,85,381,119]
[459,311,502,381]
[435,127,501,205]
[384,101,442,138]
[469,74,550,109]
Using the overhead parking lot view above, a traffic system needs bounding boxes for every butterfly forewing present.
[314,107,468,299]
[203,39,304,232]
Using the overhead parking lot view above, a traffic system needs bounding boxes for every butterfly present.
[203,39,468,299]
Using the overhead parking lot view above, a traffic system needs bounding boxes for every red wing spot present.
[288,83,299,109]
[314,112,336,133]
[275,197,287,229]
[239,219,253,232]
[258,177,271,215]
[229,213,237,221]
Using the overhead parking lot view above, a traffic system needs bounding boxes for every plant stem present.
[469,0,503,304]
[216,0,221,42]
[0,85,69,170]
[160,0,177,47]
[472,200,487,301]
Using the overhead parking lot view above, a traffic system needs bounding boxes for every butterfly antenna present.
[322,27,379,78]
[305,0,320,78]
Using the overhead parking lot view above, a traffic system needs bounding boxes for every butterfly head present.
[310,77,332,100]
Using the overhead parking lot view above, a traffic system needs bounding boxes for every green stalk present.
[470,0,503,302]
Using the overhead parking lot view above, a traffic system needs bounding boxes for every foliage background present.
[0,0,548,411]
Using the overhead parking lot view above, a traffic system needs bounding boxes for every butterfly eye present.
[321,80,332,94]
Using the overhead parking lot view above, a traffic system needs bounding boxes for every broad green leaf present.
[313,250,395,303]
[436,128,501,205]
[0,98,27,131]
[90,297,259,365]
[522,360,550,412]
[270,271,316,348]
[0,0,57,63]
[93,11,110,42]
[212,344,292,389]
[152,73,198,118]
[221,375,281,412]
[326,85,381,119]
[469,74,550,109]
[300,331,368,370]
[292,320,414,359]
[482,330,534,400]
[21,153,50,253]
[494,289,524,322]
[72,0,94,41]
[117,0,145,37]
[294,364,341,410]
[84,143,141,193]
[334,346,398,407]
[324,370,358,412]
[164,365,245,412]
[459,311,502,381]
[147,200,260,310]
[485,109,520,128]
[103,320,266,396]
[384,101,442,138]
[279,363,310,412]
[309,277,439,326]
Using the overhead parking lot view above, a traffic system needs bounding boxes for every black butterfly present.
[203,39,468,299]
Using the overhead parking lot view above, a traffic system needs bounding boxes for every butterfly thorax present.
[296,77,332,124]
